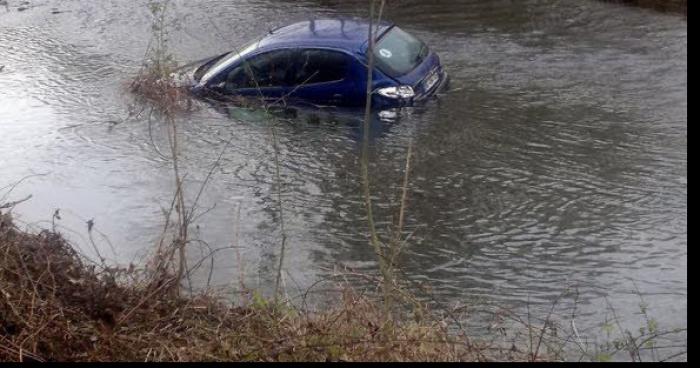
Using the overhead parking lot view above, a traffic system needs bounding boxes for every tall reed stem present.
[361,0,392,318]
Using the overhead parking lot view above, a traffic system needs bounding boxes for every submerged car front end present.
[371,57,449,108]
[367,26,448,109]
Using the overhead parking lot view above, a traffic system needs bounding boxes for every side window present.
[225,49,296,90]
[293,49,349,86]
[224,65,249,90]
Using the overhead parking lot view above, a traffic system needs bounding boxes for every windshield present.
[199,40,260,83]
[373,27,428,78]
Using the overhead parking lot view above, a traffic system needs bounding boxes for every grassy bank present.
[0,211,520,362]
[599,0,687,15]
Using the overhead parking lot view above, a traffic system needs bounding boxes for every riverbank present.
[0,211,525,362]
[600,0,687,15]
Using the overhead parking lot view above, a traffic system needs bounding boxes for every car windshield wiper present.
[414,44,427,64]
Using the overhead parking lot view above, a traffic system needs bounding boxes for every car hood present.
[391,51,441,88]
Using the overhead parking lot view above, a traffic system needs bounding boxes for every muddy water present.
[0,0,686,359]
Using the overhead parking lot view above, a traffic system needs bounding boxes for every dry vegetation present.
[0,211,520,362]
[601,0,687,15]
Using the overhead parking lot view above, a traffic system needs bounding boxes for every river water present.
[0,0,686,360]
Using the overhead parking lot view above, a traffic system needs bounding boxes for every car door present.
[286,49,361,106]
[215,48,297,101]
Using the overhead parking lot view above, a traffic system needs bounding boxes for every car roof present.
[256,18,395,54]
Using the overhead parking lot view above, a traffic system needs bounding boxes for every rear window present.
[373,27,428,78]
[194,52,229,82]
[200,40,260,83]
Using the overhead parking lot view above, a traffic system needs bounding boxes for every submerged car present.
[178,18,448,108]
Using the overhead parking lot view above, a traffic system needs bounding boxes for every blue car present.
[179,19,448,109]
